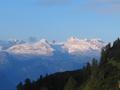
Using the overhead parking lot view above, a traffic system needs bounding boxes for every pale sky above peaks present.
[0,0,120,42]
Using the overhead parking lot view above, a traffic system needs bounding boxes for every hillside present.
[0,37,104,90]
[17,39,120,90]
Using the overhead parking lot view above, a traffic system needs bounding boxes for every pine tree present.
[64,77,77,90]
[17,82,23,90]
[24,78,32,90]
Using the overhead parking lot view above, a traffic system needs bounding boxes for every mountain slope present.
[17,38,120,90]
[63,37,104,55]
[0,37,104,90]
[8,39,54,56]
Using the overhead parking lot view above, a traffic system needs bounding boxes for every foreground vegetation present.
[17,39,120,90]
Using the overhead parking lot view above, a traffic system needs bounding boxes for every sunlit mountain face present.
[0,37,105,90]
[0,37,104,56]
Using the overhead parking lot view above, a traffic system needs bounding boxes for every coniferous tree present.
[64,77,77,90]
[24,78,32,90]
[17,82,23,90]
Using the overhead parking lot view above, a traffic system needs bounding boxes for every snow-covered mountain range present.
[0,37,105,90]
[0,37,104,56]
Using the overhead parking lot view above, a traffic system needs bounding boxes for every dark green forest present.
[17,39,120,90]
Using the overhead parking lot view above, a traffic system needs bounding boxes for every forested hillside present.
[17,39,120,90]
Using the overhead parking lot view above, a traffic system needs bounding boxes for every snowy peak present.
[63,37,105,54]
[8,39,54,56]
[0,37,105,56]
[0,39,25,50]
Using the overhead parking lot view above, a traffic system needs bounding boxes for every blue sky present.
[0,0,120,42]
